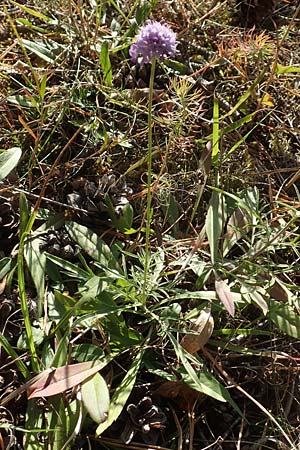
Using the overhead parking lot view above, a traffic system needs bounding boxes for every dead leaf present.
[259,272,289,302]
[268,280,289,302]
[154,381,204,410]
[260,93,275,108]
[27,361,105,399]
[125,88,165,103]
[223,207,251,255]
[248,290,269,315]
[215,278,235,317]
[180,307,214,354]
[199,141,212,177]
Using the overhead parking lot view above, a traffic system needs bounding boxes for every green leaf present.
[0,257,15,280]
[19,192,29,237]
[163,59,188,75]
[0,333,29,378]
[48,291,76,320]
[125,1,155,38]
[79,276,109,299]
[65,397,85,446]
[100,41,112,86]
[17,326,45,349]
[223,110,273,162]
[220,69,266,120]
[0,147,22,181]
[168,333,242,415]
[276,63,300,75]
[22,39,65,64]
[96,349,144,435]
[7,94,37,108]
[10,1,55,22]
[158,190,179,234]
[205,190,224,264]
[65,222,119,269]
[135,2,153,25]
[47,395,67,450]
[24,399,45,450]
[45,252,90,281]
[269,300,300,338]
[72,344,105,363]
[196,111,257,145]
[81,373,110,424]
[104,194,133,232]
[102,315,142,352]
[24,236,46,317]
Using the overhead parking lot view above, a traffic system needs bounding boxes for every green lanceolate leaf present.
[24,399,45,450]
[168,333,242,416]
[65,222,119,270]
[0,147,22,181]
[269,300,300,338]
[71,344,105,363]
[105,194,133,232]
[96,348,144,435]
[81,373,110,424]
[100,41,112,86]
[22,39,65,64]
[24,236,46,317]
[205,190,224,264]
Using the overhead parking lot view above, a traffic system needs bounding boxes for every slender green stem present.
[143,56,157,303]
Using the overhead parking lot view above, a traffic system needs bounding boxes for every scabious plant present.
[129,20,178,65]
[129,21,178,302]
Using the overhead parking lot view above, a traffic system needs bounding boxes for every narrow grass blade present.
[205,190,224,264]
[220,69,266,120]
[18,241,39,372]
[0,334,29,378]
[8,0,54,22]
[212,96,219,167]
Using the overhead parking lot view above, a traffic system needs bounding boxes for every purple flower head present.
[129,20,178,65]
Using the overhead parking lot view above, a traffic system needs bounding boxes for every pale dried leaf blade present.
[180,307,214,354]
[199,141,212,177]
[268,278,290,302]
[27,361,104,399]
[215,279,235,317]
[223,207,250,255]
[249,290,269,315]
